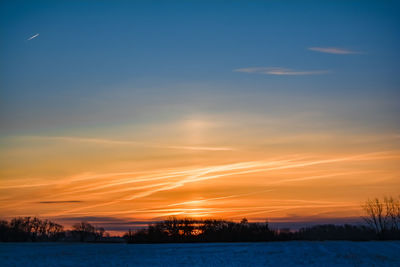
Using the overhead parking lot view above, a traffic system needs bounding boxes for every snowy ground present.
[1,241,400,266]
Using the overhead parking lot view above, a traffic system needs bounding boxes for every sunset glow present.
[1,1,399,233]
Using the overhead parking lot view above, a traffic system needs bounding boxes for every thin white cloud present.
[234,67,329,76]
[5,150,397,217]
[20,135,235,151]
[166,145,233,151]
[27,33,39,41]
[308,47,360,54]
[166,190,274,207]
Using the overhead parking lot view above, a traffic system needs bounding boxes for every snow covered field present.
[1,241,400,266]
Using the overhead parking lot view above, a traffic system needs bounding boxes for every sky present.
[1,0,400,232]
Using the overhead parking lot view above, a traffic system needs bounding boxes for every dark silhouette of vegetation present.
[125,218,275,243]
[123,218,387,243]
[2,196,400,243]
[0,217,114,242]
[295,224,377,241]
[0,217,64,242]
[123,196,400,243]
[362,196,400,239]
[71,221,105,242]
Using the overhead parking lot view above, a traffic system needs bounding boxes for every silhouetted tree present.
[70,222,109,242]
[384,196,400,231]
[124,217,276,243]
[0,217,64,242]
[72,221,95,242]
[362,196,400,239]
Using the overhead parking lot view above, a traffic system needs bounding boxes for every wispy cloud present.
[21,136,234,151]
[27,33,39,41]
[37,201,82,204]
[35,151,398,216]
[234,67,329,76]
[308,47,360,54]
[166,145,232,151]
[3,150,398,219]
[166,190,274,207]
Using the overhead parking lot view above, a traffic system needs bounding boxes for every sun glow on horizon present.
[1,129,399,230]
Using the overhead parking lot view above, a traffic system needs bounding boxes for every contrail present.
[27,33,39,41]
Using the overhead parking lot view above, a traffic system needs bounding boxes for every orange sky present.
[1,117,399,232]
[1,1,400,234]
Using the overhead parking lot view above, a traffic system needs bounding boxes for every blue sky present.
[1,0,399,136]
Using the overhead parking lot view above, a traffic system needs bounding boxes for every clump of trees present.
[124,217,275,243]
[123,218,384,243]
[71,221,105,242]
[0,217,64,242]
[362,196,400,239]
[0,217,111,242]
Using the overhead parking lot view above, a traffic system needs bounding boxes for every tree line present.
[124,218,383,243]
[0,217,64,242]
[0,218,110,242]
[124,196,400,243]
[1,196,399,242]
